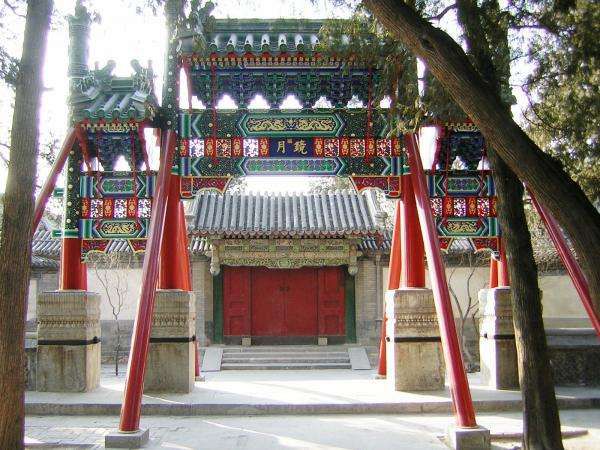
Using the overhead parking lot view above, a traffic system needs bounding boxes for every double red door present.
[223,266,345,337]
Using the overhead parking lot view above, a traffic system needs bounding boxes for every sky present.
[0,0,532,195]
[0,0,356,194]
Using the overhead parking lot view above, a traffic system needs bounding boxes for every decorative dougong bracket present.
[205,238,361,276]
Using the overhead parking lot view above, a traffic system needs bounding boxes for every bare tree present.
[90,251,133,376]
[447,253,483,371]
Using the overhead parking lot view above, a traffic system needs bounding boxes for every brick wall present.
[354,258,383,347]
[191,258,213,345]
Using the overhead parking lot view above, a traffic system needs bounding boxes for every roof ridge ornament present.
[68,0,92,80]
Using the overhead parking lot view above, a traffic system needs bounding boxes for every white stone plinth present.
[36,290,101,392]
[105,428,149,448]
[144,290,196,393]
[385,288,445,391]
[446,425,491,450]
[479,288,519,389]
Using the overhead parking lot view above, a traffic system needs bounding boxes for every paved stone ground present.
[25,409,600,450]
[25,367,600,416]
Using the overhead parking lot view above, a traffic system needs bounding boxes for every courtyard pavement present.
[24,367,600,449]
[24,409,600,449]
[25,366,600,417]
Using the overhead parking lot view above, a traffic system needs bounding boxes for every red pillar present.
[400,175,426,288]
[388,201,402,291]
[405,133,477,428]
[159,173,189,289]
[119,131,177,432]
[176,200,201,375]
[377,200,402,377]
[489,255,498,288]
[497,239,510,287]
[60,238,87,290]
[177,202,192,291]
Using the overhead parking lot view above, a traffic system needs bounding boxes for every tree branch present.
[426,4,457,22]
[3,0,26,18]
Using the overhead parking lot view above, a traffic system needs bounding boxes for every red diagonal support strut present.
[528,187,600,336]
[33,128,77,232]
[119,130,178,432]
[405,133,477,428]
[377,200,402,376]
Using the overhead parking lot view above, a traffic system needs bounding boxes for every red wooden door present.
[224,266,345,338]
[223,266,251,336]
[318,267,346,335]
[251,267,285,336]
[285,268,318,336]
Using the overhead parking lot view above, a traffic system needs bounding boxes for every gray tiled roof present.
[181,18,325,55]
[31,230,142,257]
[32,255,59,270]
[190,190,383,238]
[31,230,61,256]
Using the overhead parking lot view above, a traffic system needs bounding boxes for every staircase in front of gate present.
[220,346,353,370]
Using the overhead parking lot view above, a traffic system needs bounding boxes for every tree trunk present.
[0,2,53,449]
[489,150,563,449]
[363,0,600,316]
[452,1,564,447]
[115,321,120,376]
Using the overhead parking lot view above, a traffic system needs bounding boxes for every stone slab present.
[202,347,223,372]
[348,347,371,370]
[479,288,518,389]
[36,290,101,392]
[105,428,149,448]
[144,290,196,393]
[36,343,100,392]
[446,426,490,450]
[386,288,445,391]
[23,368,600,416]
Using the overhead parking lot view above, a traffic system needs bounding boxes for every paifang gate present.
[222,266,346,344]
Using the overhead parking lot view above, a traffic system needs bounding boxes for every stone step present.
[221,351,349,358]
[222,346,349,353]
[221,362,352,370]
[222,356,350,364]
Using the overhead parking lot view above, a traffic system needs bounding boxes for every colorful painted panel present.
[186,63,381,108]
[77,171,156,258]
[178,136,402,159]
[239,113,343,137]
[426,170,499,251]
[80,172,156,199]
[179,110,390,140]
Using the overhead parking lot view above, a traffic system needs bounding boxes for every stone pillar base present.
[386,288,445,391]
[36,290,101,392]
[144,290,196,393]
[479,288,519,389]
[105,429,149,448]
[446,425,491,450]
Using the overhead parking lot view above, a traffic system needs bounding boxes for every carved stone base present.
[479,288,518,389]
[36,291,101,392]
[386,288,445,391]
[144,290,196,393]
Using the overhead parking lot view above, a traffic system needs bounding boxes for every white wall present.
[86,265,143,321]
[382,266,591,328]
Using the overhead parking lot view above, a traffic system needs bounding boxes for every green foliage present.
[523,0,600,203]
[318,3,468,133]
[320,8,426,134]
[0,47,18,86]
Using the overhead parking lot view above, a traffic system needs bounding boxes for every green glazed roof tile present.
[69,60,158,124]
